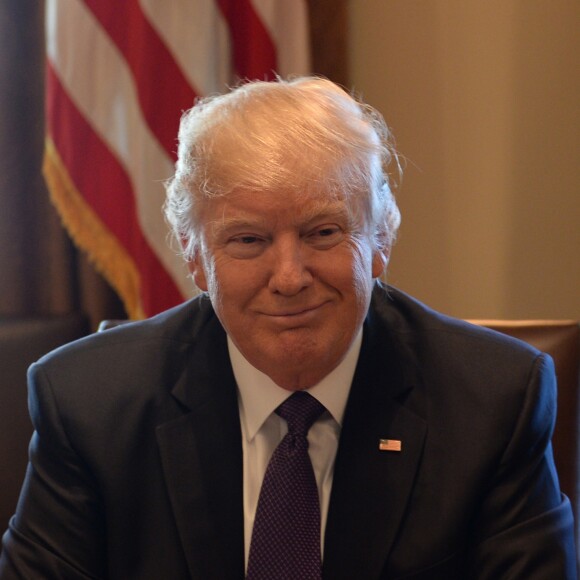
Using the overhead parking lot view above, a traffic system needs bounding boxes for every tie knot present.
[275,391,326,436]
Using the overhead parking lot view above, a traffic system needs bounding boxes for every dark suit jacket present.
[0,285,576,579]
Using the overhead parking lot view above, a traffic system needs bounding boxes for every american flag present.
[44,0,310,319]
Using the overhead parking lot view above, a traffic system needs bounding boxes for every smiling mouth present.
[262,302,328,319]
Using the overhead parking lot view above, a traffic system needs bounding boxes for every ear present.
[372,248,389,279]
[189,250,209,291]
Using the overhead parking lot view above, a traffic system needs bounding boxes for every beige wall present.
[349,0,580,319]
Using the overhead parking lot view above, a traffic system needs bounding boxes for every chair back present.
[470,319,580,545]
[0,314,88,535]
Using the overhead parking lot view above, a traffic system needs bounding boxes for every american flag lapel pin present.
[379,439,402,452]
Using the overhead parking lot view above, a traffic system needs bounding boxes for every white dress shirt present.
[228,330,362,567]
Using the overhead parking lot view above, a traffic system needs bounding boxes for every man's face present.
[192,188,387,391]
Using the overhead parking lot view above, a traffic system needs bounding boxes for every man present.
[0,77,576,578]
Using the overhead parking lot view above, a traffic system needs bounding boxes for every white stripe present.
[46,0,194,299]
[251,0,310,75]
[139,0,233,95]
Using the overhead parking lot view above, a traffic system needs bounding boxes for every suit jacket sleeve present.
[466,353,577,579]
[0,361,106,579]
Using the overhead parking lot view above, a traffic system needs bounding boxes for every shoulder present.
[35,294,217,370]
[28,295,225,421]
[370,283,544,368]
[368,284,555,422]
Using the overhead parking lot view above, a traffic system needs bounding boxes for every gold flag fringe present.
[43,138,146,320]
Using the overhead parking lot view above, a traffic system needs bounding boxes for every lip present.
[260,302,329,323]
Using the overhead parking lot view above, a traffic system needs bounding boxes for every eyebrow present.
[208,198,358,240]
[208,214,269,238]
[299,199,352,224]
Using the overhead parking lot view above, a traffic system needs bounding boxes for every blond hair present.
[165,76,401,260]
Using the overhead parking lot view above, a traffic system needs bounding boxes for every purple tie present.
[246,391,326,580]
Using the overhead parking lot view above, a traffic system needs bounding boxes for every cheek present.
[210,257,262,307]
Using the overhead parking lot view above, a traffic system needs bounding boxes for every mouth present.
[261,302,329,323]
[279,307,319,317]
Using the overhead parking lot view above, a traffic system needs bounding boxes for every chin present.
[274,341,343,378]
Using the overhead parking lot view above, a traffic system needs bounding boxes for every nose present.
[268,238,313,296]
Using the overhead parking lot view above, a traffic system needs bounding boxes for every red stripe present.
[82,0,199,160]
[217,0,278,79]
[46,64,184,315]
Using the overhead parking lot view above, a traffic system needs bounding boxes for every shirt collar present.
[229,329,363,442]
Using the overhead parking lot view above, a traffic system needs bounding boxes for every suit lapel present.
[323,309,427,579]
[156,318,245,579]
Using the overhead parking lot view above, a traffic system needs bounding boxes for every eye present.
[317,227,339,237]
[307,224,344,249]
[237,235,260,244]
[225,234,267,258]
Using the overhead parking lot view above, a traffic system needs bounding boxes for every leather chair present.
[470,319,580,547]
[0,314,88,536]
